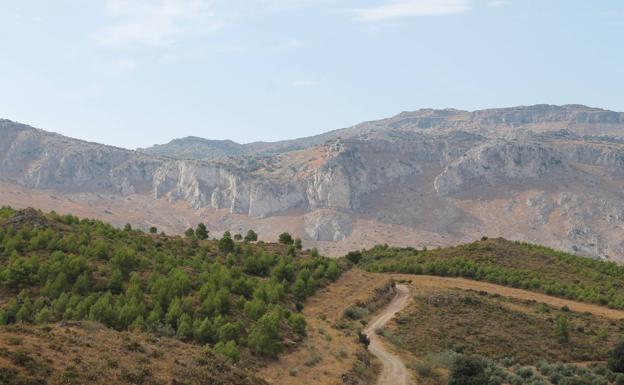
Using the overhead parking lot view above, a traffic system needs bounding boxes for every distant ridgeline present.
[350,237,624,309]
[0,206,342,361]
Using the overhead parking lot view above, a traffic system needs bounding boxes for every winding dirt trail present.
[364,284,412,385]
[390,274,624,320]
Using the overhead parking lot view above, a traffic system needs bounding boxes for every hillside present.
[3,207,624,384]
[0,323,269,385]
[347,238,624,384]
[375,279,624,385]
[354,238,624,308]
[3,105,624,261]
[0,206,343,383]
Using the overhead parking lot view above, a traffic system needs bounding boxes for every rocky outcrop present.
[0,121,160,194]
[3,104,624,261]
[304,209,353,241]
[434,140,569,196]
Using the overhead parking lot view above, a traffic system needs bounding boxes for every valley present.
[5,3,623,384]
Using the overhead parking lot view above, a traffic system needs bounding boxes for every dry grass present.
[0,323,268,385]
[381,283,622,366]
[333,273,624,384]
[391,274,624,320]
[257,268,388,385]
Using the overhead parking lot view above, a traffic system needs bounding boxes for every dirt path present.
[390,274,624,320]
[260,270,624,385]
[364,284,412,385]
[258,269,391,385]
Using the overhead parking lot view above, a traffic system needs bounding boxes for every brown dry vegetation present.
[360,274,624,385]
[386,287,621,364]
[392,274,624,320]
[358,238,624,308]
[258,270,624,385]
[258,269,390,385]
[0,322,268,385]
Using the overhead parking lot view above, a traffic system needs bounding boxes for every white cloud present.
[95,0,223,47]
[95,1,473,47]
[353,0,470,22]
[95,0,333,48]
[487,0,509,8]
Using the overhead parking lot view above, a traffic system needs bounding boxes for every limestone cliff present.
[2,104,624,261]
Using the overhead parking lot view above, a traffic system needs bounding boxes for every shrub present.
[195,223,208,240]
[424,351,458,369]
[343,305,368,320]
[554,316,570,343]
[304,349,322,367]
[176,313,192,340]
[247,310,282,357]
[244,230,258,242]
[278,232,293,245]
[609,341,624,373]
[335,347,348,359]
[345,251,362,264]
[218,232,234,253]
[214,340,240,362]
[35,306,51,323]
[288,313,306,335]
[326,260,341,282]
[515,367,534,379]
[449,355,488,385]
[414,361,434,377]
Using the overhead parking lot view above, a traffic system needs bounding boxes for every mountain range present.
[2,104,624,261]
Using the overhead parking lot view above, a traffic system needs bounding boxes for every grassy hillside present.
[0,322,269,385]
[0,206,342,370]
[352,238,624,308]
[350,237,624,385]
[386,288,620,364]
[373,281,624,385]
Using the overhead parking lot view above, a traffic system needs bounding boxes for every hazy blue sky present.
[1,1,623,149]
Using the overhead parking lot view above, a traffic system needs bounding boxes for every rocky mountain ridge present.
[2,104,624,261]
[138,136,246,160]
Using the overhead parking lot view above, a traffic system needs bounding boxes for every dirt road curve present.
[391,274,624,320]
[364,284,412,385]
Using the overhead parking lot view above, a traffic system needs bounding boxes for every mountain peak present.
[138,136,245,160]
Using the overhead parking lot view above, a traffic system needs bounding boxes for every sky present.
[1,0,623,149]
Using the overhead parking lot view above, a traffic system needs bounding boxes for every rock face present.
[304,209,353,241]
[434,140,569,196]
[2,104,624,261]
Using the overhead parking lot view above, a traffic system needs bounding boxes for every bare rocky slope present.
[2,104,624,261]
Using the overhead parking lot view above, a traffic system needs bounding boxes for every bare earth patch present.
[258,269,389,385]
